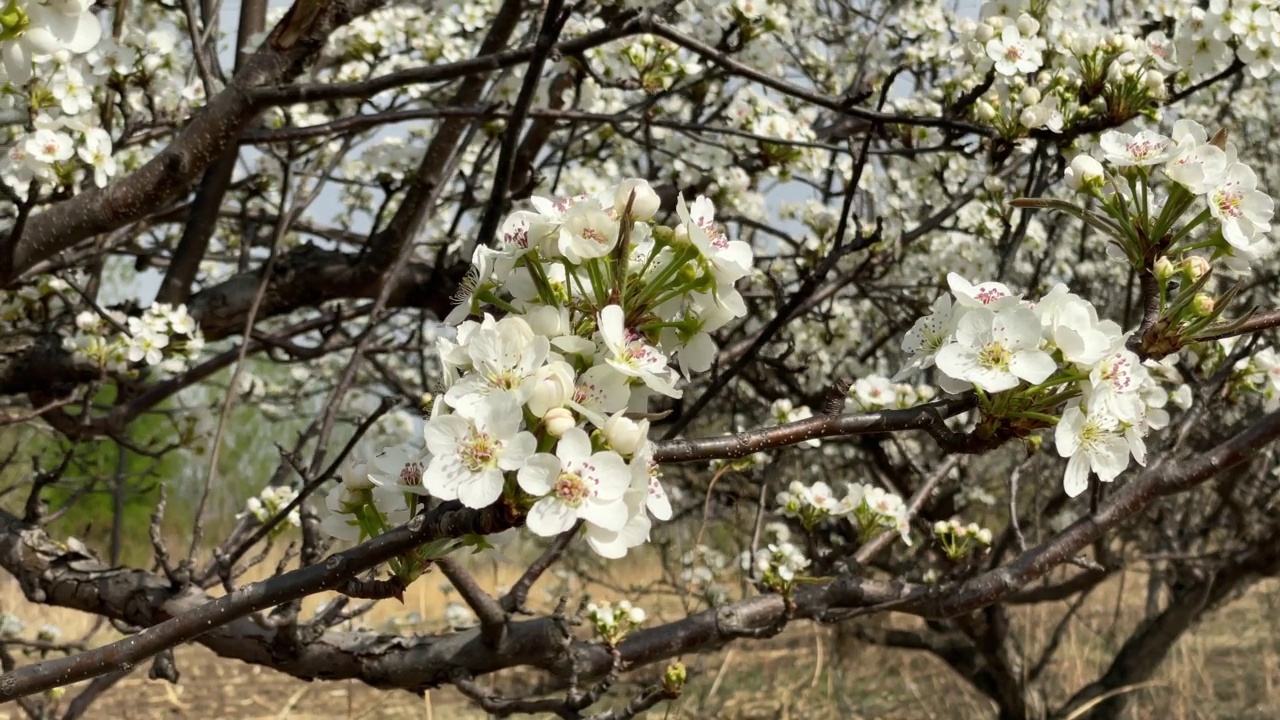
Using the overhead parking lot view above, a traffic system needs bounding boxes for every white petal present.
[1010,350,1057,384]
[527,498,576,536]
[456,469,504,509]
[1063,456,1090,498]
[517,454,560,495]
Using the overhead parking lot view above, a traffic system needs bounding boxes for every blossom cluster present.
[585,599,647,645]
[947,5,1169,139]
[897,273,1167,497]
[237,485,302,536]
[64,301,204,374]
[774,479,913,545]
[741,540,810,594]
[1065,120,1274,271]
[1,276,205,376]
[320,179,754,559]
[933,518,994,560]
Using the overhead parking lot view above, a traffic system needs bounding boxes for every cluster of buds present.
[237,485,302,537]
[586,600,647,646]
[741,541,811,595]
[933,518,994,560]
[774,480,912,545]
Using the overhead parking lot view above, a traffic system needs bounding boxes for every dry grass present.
[2,552,1279,719]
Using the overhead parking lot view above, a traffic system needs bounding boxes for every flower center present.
[554,470,591,507]
[460,433,497,472]
[399,462,423,487]
[1101,355,1133,391]
[1214,187,1243,218]
[582,227,611,246]
[977,341,1012,371]
[974,286,1006,304]
[1125,139,1166,161]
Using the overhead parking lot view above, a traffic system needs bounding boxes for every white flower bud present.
[1143,69,1165,92]
[603,411,647,456]
[544,407,577,437]
[934,520,950,534]
[628,606,646,624]
[1016,13,1040,36]
[976,100,997,121]
[1182,255,1211,280]
[1019,86,1041,106]
[342,461,376,491]
[1064,155,1105,191]
[976,528,994,544]
[615,179,661,221]
[974,23,995,42]
[1154,256,1175,280]
[526,362,576,418]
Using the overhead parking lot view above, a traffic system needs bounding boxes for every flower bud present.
[615,179,661,221]
[342,460,376,491]
[1182,255,1211,281]
[1019,86,1041,106]
[1064,155,1104,192]
[976,528,993,544]
[1143,69,1165,93]
[604,410,648,456]
[974,23,995,42]
[1154,256,1175,281]
[934,520,950,535]
[1016,13,1040,36]
[544,407,577,437]
[1191,293,1215,317]
[975,100,997,122]
[663,661,688,693]
[526,362,576,418]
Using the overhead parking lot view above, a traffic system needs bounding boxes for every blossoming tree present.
[3,0,1280,717]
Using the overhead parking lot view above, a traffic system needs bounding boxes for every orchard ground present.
[1,547,1278,719]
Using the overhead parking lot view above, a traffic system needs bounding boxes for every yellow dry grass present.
[1,549,1278,719]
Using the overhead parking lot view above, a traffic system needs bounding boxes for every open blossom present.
[598,304,681,398]
[985,26,1043,75]
[0,0,102,85]
[1035,284,1120,365]
[677,194,753,285]
[947,273,1019,309]
[935,306,1056,392]
[444,315,549,414]
[518,428,631,536]
[1098,130,1176,167]
[895,294,957,380]
[424,396,536,509]
[1056,405,1132,498]
[1207,163,1274,250]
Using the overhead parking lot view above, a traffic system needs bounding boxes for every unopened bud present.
[1191,293,1215,317]
[1182,255,1211,281]
[1015,13,1040,36]
[544,407,577,437]
[1019,86,1041,106]
[1154,256,1175,281]
[615,179,661,222]
[1143,69,1165,93]
[974,23,995,43]
[663,661,687,694]
[603,411,647,456]
[1064,155,1105,192]
[976,100,997,122]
